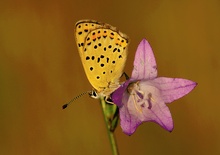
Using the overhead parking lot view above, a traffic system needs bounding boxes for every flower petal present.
[147,77,197,104]
[118,81,173,135]
[111,80,131,107]
[131,38,157,80]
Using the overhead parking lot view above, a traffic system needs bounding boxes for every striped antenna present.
[62,91,91,109]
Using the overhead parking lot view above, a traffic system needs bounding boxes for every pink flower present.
[112,39,197,135]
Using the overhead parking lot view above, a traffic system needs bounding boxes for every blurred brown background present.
[0,0,219,154]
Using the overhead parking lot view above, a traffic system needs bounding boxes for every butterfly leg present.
[105,96,114,104]
[121,72,130,80]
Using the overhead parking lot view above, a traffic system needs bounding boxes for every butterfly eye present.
[89,90,99,99]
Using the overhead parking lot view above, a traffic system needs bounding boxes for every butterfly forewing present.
[75,20,103,58]
[75,20,129,97]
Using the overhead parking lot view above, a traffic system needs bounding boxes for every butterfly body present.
[75,20,129,99]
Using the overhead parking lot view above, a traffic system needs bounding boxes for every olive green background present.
[0,0,219,154]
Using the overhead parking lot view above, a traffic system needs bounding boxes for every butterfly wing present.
[75,20,102,59]
[75,20,129,97]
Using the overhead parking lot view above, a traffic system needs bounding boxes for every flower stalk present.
[100,97,119,155]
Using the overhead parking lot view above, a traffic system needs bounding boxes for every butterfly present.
[75,19,129,102]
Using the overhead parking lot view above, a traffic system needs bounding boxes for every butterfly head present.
[88,83,118,104]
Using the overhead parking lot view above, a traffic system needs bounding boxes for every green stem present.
[100,97,119,155]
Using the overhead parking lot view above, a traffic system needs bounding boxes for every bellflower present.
[112,39,197,135]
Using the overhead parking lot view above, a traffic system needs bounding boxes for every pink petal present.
[147,77,197,104]
[111,80,131,107]
[131,39,157,81]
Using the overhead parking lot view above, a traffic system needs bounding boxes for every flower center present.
[127,82,154,112]
[127,82,145,113]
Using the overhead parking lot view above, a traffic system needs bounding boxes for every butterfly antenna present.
[62,91,90,109]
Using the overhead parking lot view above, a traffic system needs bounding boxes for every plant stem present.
[100,97,119,155]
